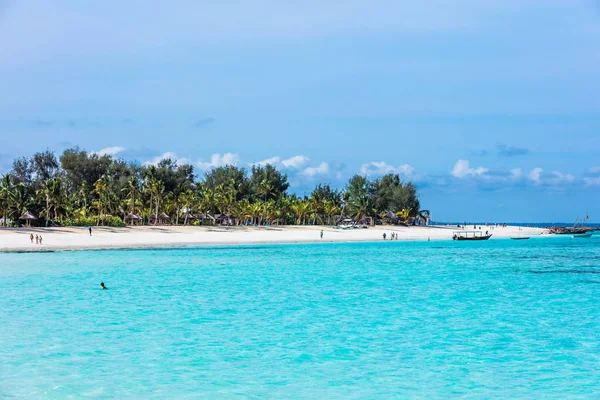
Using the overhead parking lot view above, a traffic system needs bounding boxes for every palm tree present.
[0,174,13,227]
[122,176,141,216]
[151,180,165,225]
[9,183,30,223]
[179,189,196,225]
[38,179,54,227]
[323,201,340,225]
[93,174,112,225]
[78,182,90,219]
[351,194,373,224]
[290,199,311,225]
[396,208,412,223]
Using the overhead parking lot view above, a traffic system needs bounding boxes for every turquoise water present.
[1,237,600,398]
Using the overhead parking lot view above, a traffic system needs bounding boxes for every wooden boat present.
[453,231,492,241]
[510,236,530,240]
[571,232,593,239]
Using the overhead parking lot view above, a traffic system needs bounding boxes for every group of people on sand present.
[383,232,399,240]
[29,233,43,245]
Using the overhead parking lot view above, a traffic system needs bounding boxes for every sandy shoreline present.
[0,225,545,253]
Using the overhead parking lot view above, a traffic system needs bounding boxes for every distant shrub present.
[63,216,125,227]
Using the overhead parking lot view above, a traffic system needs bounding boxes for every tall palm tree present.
[179,189,196,225]
[151,180,165,225]
[0,174,12,227]
[10,183,30,223]
[122,176,140,216]
[38,178,55,227]
[78,182,90,219]
[93,174,112,225]
[323,201,340,225]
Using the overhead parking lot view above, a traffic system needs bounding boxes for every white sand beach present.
[0,225,544,252]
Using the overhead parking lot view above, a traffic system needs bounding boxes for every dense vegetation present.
[0,148,426,227]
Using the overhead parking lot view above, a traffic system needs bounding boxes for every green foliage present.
[1,149,423,227]
[63,216,125,227]
[373,173,420,216]
[249,164,289,201]
[203,166,250,200]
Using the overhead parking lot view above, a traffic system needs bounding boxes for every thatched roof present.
[124,213,142,221]
[382,211,398,220]
[19,211,37,220]
[182,212,198,220]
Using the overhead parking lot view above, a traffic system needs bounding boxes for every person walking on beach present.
[320,230,323,239]
[383,232,387,240]
[35,234,39,244]
[30,233,33,243]
[89,226,92,236]
[39,235,43,245]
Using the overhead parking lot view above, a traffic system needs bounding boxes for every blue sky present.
[0,0,599,222]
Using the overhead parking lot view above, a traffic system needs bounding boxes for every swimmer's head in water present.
[100,282,106,289]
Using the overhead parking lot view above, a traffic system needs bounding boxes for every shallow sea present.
[1,236,600,398]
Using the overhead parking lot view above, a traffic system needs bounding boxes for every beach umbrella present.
[19,211,37,227]
[124,213,142,225]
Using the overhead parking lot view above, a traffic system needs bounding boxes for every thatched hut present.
[214,213,236,226]
[19,211,37,227]
[181,211,197,225]
[382,211,399,225]
[124,213,142,225]
[149,213,171,225]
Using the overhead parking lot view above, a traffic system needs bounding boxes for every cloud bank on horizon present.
[0,0,599,221]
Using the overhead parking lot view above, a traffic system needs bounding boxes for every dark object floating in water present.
[510,236,530,240]
[530,270,600,275]
[572,232,594,239]
[452,231,492,241]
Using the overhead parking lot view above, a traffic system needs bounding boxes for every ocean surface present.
[1,236,600,398]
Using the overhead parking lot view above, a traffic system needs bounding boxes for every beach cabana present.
[214,213,236,226]
[19,211,37,227]
[124,213,142,225]
[149,213,171,225]
[382,211,399,225]
[181,211,198,225]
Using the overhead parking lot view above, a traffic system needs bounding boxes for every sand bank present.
[0,225,545,252]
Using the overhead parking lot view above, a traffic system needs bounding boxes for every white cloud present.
[584,177,600,186]
[360,161,415,177]
[451,159,488,178]
[527,168,575,186]
[195,153,240,170]
[282,155,309,169]
[144,152,190,166]
[302,162,329,177]
[510,168,523,178]
[91,146,125,157]
[549,171,575,185]
[252,156,280,167]
[528,168,543,184]
[587,166,600,174]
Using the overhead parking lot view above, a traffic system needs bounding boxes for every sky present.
[0,0,599,222]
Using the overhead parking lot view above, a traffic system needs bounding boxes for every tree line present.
[0,148,425,227]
